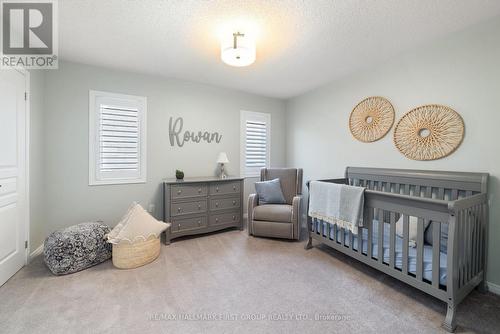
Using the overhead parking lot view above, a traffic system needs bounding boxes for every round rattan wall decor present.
[393,104,464,161]
[349,96,395,142]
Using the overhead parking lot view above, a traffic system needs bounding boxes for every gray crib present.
[305,167,489,332]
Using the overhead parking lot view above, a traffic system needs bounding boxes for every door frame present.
[14,68,30,265]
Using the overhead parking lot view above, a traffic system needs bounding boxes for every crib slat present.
[464,209,469,284]
[476,206,481,273]
[402,215,409,274]
[378,210,384,264]
[479,204,485,271]
[395,183,401,194]
[357,226,362,253]
[466,209,472,282]
[437,187,445,200]
[425,186,432,198]
[432,221,441,288]
[404,184,410,195]
[416,218,424,281]
[341,227,346,247]
[389,212,396,268]
[415,185,421,197]
[367,208,373,258]
[458,210,464,287]
[349,230,354,250]
[333,224,337,243]
[473,205,478,276]
[451,189,458,200]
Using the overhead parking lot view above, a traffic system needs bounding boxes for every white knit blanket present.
[308,181,365,234]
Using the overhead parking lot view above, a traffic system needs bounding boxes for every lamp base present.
[220,164,227,179]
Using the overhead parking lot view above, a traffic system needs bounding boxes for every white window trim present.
[89,90,147,186]
[240,110,271,178]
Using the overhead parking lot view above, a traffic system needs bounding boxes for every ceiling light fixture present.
[220,32,256,67]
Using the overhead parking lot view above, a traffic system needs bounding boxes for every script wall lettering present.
[169,117,223,147]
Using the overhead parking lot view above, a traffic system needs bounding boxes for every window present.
[89,90,147,185]
[240,110,271,177]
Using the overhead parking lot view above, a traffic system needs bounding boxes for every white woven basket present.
[112,237,161,269]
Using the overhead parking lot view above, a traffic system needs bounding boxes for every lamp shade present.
[216,152,229,164]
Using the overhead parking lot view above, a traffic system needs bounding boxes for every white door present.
[0,70,27,287]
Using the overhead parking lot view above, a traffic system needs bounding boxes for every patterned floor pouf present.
[44,222,112,275]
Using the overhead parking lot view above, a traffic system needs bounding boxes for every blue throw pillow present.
[424,222,448,253]
[255,178,286,205]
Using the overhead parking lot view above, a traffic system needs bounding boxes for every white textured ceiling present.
[59,0,500,99]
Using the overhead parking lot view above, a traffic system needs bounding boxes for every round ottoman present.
[44,222,112,275]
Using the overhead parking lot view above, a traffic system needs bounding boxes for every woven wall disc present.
[349,96,395,142]
[394,105,464,161]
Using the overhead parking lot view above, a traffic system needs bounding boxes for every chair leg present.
[304,235,312,249]
[442,302,457,333]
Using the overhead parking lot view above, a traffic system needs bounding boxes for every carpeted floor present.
[1,229,499,334]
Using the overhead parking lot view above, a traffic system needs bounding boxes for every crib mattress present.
[314,220,447,286]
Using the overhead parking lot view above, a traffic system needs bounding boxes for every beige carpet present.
[1,229,499,334]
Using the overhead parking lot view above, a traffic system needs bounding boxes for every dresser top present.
[163,176,244,184]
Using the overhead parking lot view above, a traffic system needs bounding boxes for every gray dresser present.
[163,176,244,244]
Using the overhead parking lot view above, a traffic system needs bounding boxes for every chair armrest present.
[292,195,303,240]
[247,193,258,235]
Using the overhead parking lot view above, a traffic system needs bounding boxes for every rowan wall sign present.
[169,117,223,147]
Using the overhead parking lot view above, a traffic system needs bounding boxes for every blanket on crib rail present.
[308,181,365,234]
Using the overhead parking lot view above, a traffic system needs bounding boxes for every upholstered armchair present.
[248,168,303,240]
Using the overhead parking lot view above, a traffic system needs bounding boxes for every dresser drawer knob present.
[177,190,182,195]
[232,215,236,220]
[198,220,201,226]
[215,218,219,223]
[177,207,181,212]
[215,202,219,207]
[197,204,201,210]
[198,188,202,193]
[178,223,181,229]
[232,200,236,205]
[215,187,219,192]
[233,185,236,190]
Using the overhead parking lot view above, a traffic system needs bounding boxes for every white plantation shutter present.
[241,111,271,177]
[89,91,147,185]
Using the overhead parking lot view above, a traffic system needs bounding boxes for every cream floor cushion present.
[107,203,168,244]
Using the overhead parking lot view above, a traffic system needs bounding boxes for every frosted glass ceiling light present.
[221,32,256,67]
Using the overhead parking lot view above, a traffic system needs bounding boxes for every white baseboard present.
[487,281,500,295]
[29,244,43,262]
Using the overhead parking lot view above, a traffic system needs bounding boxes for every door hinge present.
[24,92,28,101]
[25,241,28,249]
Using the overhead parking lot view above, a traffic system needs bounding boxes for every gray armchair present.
[248,168,303,240]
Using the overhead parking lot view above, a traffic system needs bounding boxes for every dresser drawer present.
[171,183,207,199]
[171,216,207,233]
[210,197,240,211]
[210,211,240,226]
[210,181,241,195]
[171,200,207,217]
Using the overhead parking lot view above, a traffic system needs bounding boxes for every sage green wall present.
[285,18,500,286]
[29,70,47,252]
[33,61,285,249]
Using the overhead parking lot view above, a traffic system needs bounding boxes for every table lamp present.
[216,152,229,179]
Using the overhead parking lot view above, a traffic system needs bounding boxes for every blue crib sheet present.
[314,220,448,286]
